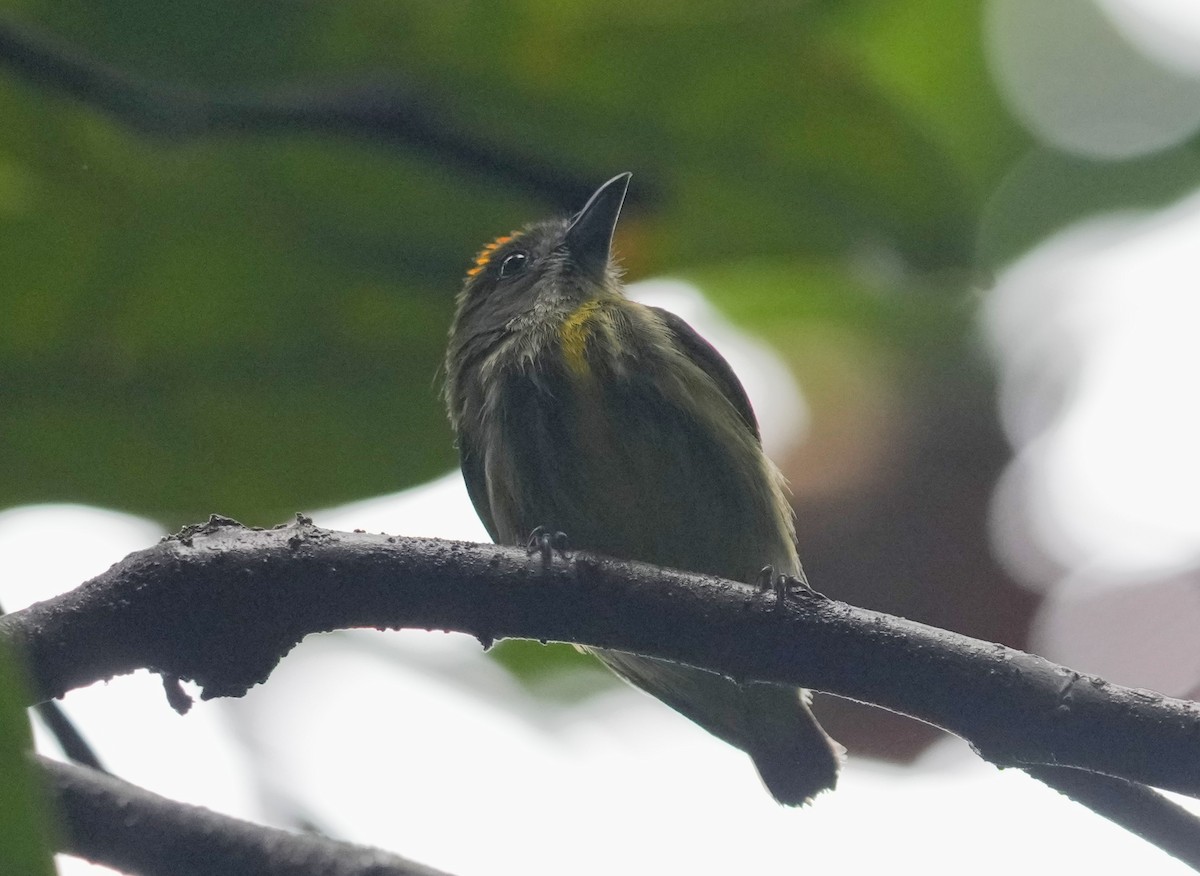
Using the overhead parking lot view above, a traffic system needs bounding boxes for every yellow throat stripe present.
[560,299,602,377]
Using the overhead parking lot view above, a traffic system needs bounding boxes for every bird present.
[444,173,841,804]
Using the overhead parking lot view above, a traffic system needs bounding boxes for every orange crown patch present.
[466,232,522,278]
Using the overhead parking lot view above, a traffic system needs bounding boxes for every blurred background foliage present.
[0,0,1033,525]
[0,643,55,876]
[2,0,1199,793]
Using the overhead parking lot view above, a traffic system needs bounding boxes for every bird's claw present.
[527,526,569,567]
[760,566,826,610]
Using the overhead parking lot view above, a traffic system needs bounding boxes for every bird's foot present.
[760,565,826,610]
[526,526,569,567]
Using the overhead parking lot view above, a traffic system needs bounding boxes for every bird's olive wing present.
[650,306,761,443]
[458,438,501,542]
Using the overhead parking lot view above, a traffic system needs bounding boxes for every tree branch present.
[8,515,1200,867]
[1,599,107,772]
[0,17,610,208]
[1028,766,1200,867]
[39,754,452,876]
[2,515,1199,800]
[33,700,106,772]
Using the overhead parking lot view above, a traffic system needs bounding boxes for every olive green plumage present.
[444,173,841,805]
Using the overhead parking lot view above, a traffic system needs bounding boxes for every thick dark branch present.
[0,17,605,208]
[2,516,1199,800]
[39,754,451,876]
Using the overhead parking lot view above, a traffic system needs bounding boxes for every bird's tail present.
[593,649,842,805]
[739,680,843,805]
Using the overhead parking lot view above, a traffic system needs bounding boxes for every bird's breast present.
[480,305,797,582]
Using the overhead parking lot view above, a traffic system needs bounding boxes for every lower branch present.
[1029,766,1200,868]
[40,754,450,876]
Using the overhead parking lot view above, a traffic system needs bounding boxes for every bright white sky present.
[986,200,1200,579]
[7,2,1200,872]
[982,0,1200,695]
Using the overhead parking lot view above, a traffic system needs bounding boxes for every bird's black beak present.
[564,172,631,284]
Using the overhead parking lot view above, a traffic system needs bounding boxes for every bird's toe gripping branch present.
[526,526,570,567]
[758,565,827,611]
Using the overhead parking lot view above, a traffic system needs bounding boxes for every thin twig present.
[33,701,105,772]
[1030,766,1200,868]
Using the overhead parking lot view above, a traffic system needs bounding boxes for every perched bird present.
[444,173,841,804]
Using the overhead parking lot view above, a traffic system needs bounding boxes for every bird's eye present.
[499,251,528,278]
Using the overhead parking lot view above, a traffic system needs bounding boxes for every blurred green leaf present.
[979,145,1200,270]
[0,0,1194,535]
[0,1,1018,528]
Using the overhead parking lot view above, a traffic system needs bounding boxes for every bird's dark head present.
[447,173,632,355]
